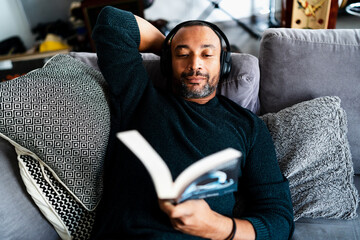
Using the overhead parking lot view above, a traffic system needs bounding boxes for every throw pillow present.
[260,96,359,221]
[0,54,110,239]
[19,155,96,239]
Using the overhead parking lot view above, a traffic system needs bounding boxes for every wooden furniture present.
[281,0,339,28]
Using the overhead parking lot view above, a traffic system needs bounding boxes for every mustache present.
[181,70,209,79]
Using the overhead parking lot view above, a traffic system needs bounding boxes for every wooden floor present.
[214,12,360,57]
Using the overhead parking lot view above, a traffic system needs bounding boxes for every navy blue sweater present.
[90,6,294,240]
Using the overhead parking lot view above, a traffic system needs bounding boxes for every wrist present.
[224,218,236,240]
[208,214,233,240]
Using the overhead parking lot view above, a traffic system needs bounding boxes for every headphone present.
[160,20,232,83]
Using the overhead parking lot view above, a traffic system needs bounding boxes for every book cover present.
[177,158,239,203]
[117,130,241,203]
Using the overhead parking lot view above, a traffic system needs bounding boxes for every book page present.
[117,130,175,198]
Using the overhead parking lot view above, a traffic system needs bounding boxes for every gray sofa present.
[1,28,359,239]
[259,28,360,239]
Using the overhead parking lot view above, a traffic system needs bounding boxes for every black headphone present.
[160,20,232,83]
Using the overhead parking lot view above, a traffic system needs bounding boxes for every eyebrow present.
[174,44,217,50]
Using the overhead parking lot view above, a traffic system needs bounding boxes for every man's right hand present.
[135,15,165,55]
[159,199,234,240]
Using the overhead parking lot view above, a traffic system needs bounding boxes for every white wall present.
[0,0,35,49]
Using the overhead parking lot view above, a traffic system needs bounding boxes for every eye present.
[202,53,214,58]
[175,50,190,58]
[176,54,189,58]
[202,50,215,58]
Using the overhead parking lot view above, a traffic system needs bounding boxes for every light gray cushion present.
[259,28,360,174]
[69,52,261,114]
[0,138,59,240]
[218,53,260,114]
[260,96,359,220]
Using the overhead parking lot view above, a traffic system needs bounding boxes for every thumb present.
[170,200,194,218]
[158,200,176,215]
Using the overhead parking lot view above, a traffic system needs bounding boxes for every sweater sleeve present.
[239,118,295,240]
[92,6,151,125]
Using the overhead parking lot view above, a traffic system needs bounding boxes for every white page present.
[117,130,175,198]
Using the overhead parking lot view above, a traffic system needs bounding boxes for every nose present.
[187,54,203,71]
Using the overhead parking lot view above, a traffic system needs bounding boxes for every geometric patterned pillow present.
[19,155,96,240]
[0,54,110,239]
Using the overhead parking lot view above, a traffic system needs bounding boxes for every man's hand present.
[159,199,233,240]
[135,15,165,55]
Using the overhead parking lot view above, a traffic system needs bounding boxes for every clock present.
[281,0,339,28]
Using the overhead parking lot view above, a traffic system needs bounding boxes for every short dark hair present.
[165,21,223,48]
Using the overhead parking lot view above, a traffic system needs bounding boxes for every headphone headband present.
[163,20,231,52]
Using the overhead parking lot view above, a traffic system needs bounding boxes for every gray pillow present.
[69,52,261,114]
[260,96,359,220]
[0,54,109,238]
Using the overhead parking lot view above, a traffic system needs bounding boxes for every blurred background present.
[0,0,359,59]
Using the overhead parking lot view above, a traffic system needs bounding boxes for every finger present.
[170,200,198,218]
[158,200,175,215]
[170,218,185,230]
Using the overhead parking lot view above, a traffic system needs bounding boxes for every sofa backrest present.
[259,28,360,174]
[69,52,261,114]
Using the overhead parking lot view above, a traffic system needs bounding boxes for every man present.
[90,6,294,240]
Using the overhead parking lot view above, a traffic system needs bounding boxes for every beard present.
[178,70,217,99]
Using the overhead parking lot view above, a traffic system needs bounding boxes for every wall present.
[0,0,270,51]
[19,0,77,28]
[145,0,270,28]
[0,0,78,51]
[0,0,35,49]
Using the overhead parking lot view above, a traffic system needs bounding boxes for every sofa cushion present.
[259,28,360,174]
[292,175,360,240]
[0,138,59,240]
[0,54,109,239]
[260,96,359,220]
[69,52,261,114]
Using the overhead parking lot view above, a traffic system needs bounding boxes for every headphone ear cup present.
[220,51,232,79]
[221,51,231,77]
[220,50,225,79]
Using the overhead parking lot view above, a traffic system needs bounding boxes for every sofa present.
[0,28,359,240]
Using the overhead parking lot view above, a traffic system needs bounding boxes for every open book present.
[117,130,242,203]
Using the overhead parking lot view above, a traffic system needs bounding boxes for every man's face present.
[170,25,222,99]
